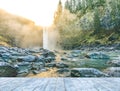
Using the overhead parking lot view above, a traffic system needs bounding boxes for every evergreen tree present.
[65,0,70,10]
[94,8,101,34]
[54,0,63,25]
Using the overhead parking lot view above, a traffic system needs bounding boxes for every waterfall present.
[43,27,59,50]
[43,27,48,49]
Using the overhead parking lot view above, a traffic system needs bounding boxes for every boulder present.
[28,48,41,53]
[1,53,12,59]
[56,62,69,68]
[108,60,120,67]
[67,54,79,58]
[10,51,25,56]
[104,67,120,77]
[0,62,17,77]
[71,68,107,77]
[17,69,29,77]
[31,62,44,71]
[32,70,40,75]
[45,62,56,68]
[36,55,45,65]
[0,46,8,53]
[44,57,55,63]
[71,50,81,54]
[61,57,67,61]
[16,62,31,76]
[57,68,70,77]
[57,68,70,73]
[45,62,69,68]
[17,55,36,62]
[85,52,110,59]
[42,50,56,57]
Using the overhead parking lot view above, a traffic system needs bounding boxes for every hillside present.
[0,9,43,47]
[54,0,120,49]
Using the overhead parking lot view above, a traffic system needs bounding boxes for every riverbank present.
[0,45,120,77]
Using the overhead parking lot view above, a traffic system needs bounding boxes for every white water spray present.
[43,27,48,49]
[43,26,60,50]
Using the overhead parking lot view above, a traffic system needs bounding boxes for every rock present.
[72,54,79,57]
[16,62,31,76]
[28,47,41,53]
[45,62,69,68]
[45,62,56,68]
[42,50,56,57]
[56,62,69,68]
[1,53,12,59]
[61,57,67,61]
[0,62,17,77]
[44,57,55,63]
[71,68,107,77]
[57,68,70,73]
[104,67,120,77]
[17,69,29,77]
[10,51,25,56]
[36,55,45,66]
[32,70,40,75]
[85,52,110,59]
[108,60,120,67]
[63,52,67,54]
[67,54,74,58]
[115,43,120,50]
[0,58,4,62]
[71,50,81,54]
[57,68,70,77]
[40,68,47,72]
[31,62,44,71]
[67,53,79,58]
[32,68,47,75]
[17,55,36,62]
[0,46,8,53]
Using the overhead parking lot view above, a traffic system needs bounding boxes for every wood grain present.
[0,78,119,91]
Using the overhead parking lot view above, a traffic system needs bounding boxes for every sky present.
[0,0,65,26]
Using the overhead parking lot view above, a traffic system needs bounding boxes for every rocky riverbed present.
[0,45,120,77]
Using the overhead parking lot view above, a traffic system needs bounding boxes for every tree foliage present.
[54,0,63,25]
[54,0,120,49]
[0,9,43,47]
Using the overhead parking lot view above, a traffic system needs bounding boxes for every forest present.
[54,0,120,49]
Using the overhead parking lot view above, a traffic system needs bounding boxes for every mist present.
[0,9,43,48]
[43,26,60,50]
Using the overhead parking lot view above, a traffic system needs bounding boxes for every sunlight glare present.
[0,0,63,26]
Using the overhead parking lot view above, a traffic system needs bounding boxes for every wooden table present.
[0,78,120,91]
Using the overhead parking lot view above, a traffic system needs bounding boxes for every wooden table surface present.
[0,78,120,91]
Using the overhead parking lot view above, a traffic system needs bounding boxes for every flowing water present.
[43,27,48,49]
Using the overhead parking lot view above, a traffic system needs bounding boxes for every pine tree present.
[54,0,63,25]
[65,0,70,10]
[94,8,101,34]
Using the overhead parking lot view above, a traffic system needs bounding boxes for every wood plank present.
[44,78,57,91]
[12,78,44,91]
[72,78,98,91]
[95,78,119,91]
[33,78,50,91]
[88,78,111,91]
[55,78,65,91]
[79,78,98,91]
[64,78,78,91]
[0,78,119,91]
[0,78,16,87]
[0,78,30,91]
